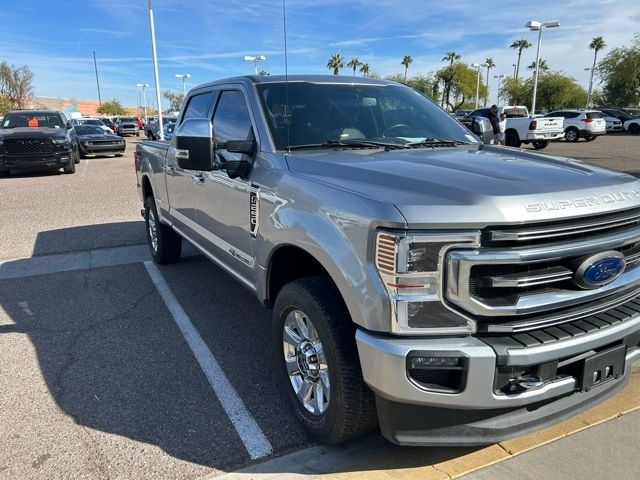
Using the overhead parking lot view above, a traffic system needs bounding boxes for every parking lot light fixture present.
[584,67,594,108]
[147,0,164,140]
[243,55,266,75]
[494,74,506,105]
[527,20,560,117]
[175,73,191,96]
[472,63,488,109]
[137,83,150,123]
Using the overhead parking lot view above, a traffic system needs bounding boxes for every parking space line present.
[143,260,273,460]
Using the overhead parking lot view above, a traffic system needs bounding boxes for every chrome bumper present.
[356,325,640,410]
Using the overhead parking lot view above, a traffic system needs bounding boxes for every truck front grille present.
[3,138,54,154]
[446,207,640,332]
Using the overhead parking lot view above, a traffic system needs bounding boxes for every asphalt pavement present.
[1,134,640,479]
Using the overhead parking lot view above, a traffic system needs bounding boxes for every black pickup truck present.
[0,110,80,176]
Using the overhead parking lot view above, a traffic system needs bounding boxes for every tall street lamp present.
[472,63,488,109]
[147,0,164,140]
[243,55,266,74]
[512,64,517,78]
[526,20,560,117]
[584,67,594,108]
[137,83,149,123]
[93,51,102,107]
[175,73,191,96]
[494,74,506,105]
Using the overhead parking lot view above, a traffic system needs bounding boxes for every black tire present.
[628,123,640,134]
[585,135,597,142]
[63,154,76,174]
[565,127,579,142]
[115,153,124,157]
[273,276,377,445]
[505,130,521,148]
[532,140,549,150]
[136,132,140,137]
[0,170,9,177]
[74,146,81,164]
[144,195,182,264]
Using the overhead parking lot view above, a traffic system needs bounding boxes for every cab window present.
[181,92,214,123]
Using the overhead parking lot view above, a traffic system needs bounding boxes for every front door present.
[193,88,257,284]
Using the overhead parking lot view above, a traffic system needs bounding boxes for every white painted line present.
[144,260,273,460]
[81,159,89,178]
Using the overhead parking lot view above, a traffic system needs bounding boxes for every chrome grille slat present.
[483,265,572,288]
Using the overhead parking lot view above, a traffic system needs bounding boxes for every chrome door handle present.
[192,173,205,184]
[175,149,189,160]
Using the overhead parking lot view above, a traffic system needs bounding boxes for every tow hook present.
[508,374,545,392]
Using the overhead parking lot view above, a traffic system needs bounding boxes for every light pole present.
[472,63,488,109]
[526,20,560,117]
[137,83,149,123]
[494,74,506,105]
[147,0,164,140]
[93,51,102,107]
[243,55,266,74]
[175,73,191,96]
[584,67,594,108]
[512,64,517,78]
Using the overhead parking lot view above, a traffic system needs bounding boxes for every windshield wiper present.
[288,139,406,150]
[403,138,473,148]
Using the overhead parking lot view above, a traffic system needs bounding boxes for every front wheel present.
[565,128,579,142]
[532,140,549,150]
[273,276,377,444]
[585,135,597,142]
[144,195,182,264]
[63,154,76,174]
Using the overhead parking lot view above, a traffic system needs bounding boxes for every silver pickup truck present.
[135,75,640,446]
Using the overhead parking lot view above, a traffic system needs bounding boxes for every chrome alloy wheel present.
[147,207,158,253]
[283,310,330,415]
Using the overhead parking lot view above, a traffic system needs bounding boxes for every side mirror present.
[471,117,494,144]
[66,121,73,129]
[214,139,256,179]
[174,118,214,171]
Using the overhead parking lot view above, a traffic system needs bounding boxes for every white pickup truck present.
[466,105,564,149]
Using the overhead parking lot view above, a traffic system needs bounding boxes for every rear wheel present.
[273,276,377,444]
[532,140,549,150]
[565,128,579,142]
[585,135,597,142]
[628,123,640,134]
[144,195,182,264]
[505,130,521,148]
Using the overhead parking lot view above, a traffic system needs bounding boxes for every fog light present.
[406,351,468,393]
[409,355,462,369]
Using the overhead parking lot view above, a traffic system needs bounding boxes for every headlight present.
[375,230,479,335]
[52,138,69,145]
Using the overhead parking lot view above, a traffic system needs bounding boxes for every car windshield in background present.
[1,112,64,129]
[256,82,478,150]
[75,125,108,135]
[82,119,106,126]
[118,117,136,123]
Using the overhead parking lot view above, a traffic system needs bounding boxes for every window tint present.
[1,112,64,128]
[586,111,604,119]
[212,90,253,143]
[182,92,214,123]
[565,112,580,118]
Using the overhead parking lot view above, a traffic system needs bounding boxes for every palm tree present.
[359,63,370,77]
[587,36,606,106]
[327,53,345,75]
[510,39,532,79]
[527,59,549,72]
[257,70,269,76]
[401,55,413,82]
[484,57,495,106]
[347,57,361,76]
[442,51,461,65]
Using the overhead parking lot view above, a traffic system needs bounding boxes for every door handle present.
[192,173,205,184]
[175,149,189,160]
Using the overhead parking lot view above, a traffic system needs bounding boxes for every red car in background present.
[135,117,144,130]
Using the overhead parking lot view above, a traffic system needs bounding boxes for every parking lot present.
[1,133,639,479]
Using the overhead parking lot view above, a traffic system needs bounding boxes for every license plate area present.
[580,345,626,392]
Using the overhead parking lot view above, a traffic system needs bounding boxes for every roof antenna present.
[282,0,291,153]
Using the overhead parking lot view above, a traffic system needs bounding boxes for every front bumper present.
[579,128,606,138]
[0,151,72,169]
[80,143,125,155]
[356,316,640,445]
[117,128,138,136]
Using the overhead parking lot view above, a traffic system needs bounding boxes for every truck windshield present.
[256,82,478,150]
[1,112,64,129]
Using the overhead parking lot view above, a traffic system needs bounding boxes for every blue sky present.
[0,0,638,109]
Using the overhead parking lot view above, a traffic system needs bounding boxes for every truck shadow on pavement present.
[0,223,482,476]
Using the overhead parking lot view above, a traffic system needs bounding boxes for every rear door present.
[165,90,215,231]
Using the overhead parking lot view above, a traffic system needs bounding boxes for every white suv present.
[545,109,607,142]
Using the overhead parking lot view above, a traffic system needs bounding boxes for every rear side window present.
[586,112,604,119]
[182,92,214,123]
[563,112,580,119]
[212,91,253,143]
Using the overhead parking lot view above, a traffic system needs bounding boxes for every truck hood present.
[286,145,640,227]
[0,127,67,139]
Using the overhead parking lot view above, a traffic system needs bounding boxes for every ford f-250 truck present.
[135,75,640,446]
[0,110,80,176]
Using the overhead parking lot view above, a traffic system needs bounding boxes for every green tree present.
[510,39,532,79]
[437,62,486,111]
[359,62,370,77]
[96,98,126,116]
[346,57,360,76]
[0,61,34,109]
[442,51,461,65]
[401,55,413,82]
[527,59,549,72]
[0,95,13,115]
[502,77,530,105]
[385,73,440,103]
[326,53,345,75]
[163,90,185,111]
[597,33,640,106]
[484,57,495,106]
[535,71,587,110]
[586,36,606,107]
[258,70,270,76]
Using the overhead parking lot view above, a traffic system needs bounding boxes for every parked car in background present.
[466,105,563,149]
[623,117,640,134]
[0,109,79,175]
[163,121,175,141]
[603,115,623,132]
[71,117,113,135]
[74,124,126,158]
[99,117,116,132]
[135,116,144,130]
[114,116,140,137]
[545,109,606,142]
[451,109,472,120]
[144,116,176,140]
[620,107,640,118]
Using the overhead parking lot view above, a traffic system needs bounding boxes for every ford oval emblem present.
[573,251,626,289]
